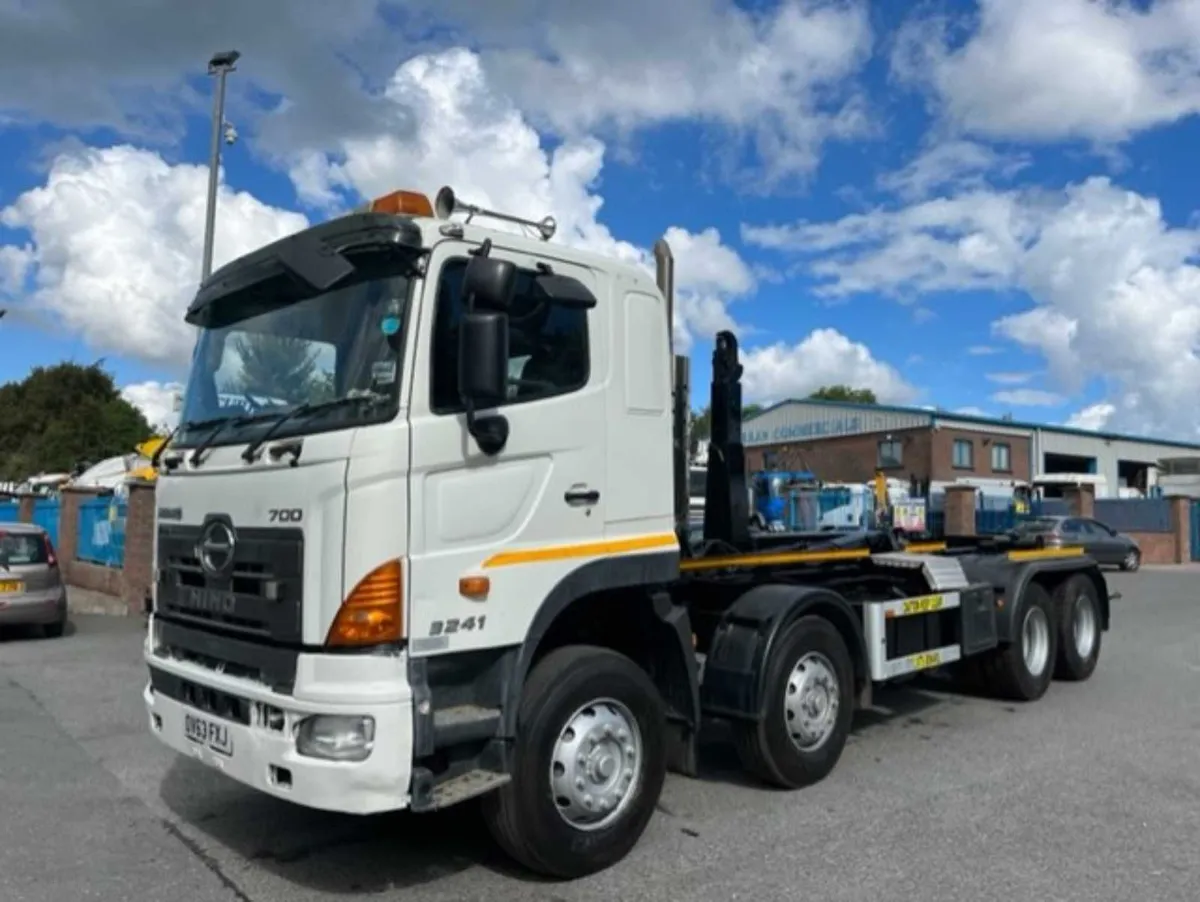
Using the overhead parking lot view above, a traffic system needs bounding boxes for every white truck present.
[144,186,1114,879]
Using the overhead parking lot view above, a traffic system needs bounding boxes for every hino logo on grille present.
[197,519,237,576]
[178,587,237,615]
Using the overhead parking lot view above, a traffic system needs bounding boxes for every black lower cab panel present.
[152,616,300,694]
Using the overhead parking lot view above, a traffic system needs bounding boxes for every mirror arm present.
[465,401,509,456]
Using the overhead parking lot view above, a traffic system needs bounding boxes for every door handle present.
[564,488,600,505]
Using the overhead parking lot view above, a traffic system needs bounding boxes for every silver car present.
[1009,515,1142,571]
[0,522,68,637]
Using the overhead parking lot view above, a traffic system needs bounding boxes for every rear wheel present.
[42,617,66,639]
[480,645,666,880]
[964,582,1057,701]
[734,615,854,789]
[1053,574,1102,681]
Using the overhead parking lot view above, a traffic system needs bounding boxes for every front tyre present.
[481,645,667,880]
[734,615,854,789]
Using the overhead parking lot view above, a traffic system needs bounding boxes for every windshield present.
[175,263,414,449]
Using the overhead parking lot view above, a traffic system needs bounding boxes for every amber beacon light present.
[325,559,405,647]
[366,190,434,217]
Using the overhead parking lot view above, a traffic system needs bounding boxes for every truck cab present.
[145,186,677,816]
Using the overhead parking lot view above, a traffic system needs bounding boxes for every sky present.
[3,0,1200,441]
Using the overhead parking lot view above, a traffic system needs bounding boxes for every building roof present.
[744,397,1200,451]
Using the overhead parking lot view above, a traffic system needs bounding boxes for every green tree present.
[0,362,152,481]
[807,385,878,404]
[225,333,323,404]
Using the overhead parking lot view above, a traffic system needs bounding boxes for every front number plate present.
[184,712,234,756]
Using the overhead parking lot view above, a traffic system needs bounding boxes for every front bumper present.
[0,586,67,626]
[143,627,414,815]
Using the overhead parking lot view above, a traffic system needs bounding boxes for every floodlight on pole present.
[201,49,241,284]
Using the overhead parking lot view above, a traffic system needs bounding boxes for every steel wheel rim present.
[1022,605,1051,677]
[783,651,840,752]
[550,698,642,832]
[1124,550,1138,570]
[1073,594,1097,660]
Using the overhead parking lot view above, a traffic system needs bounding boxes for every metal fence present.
[32,498,60,547]
[0,500,19,523]
[77,497,127,568]
[1094,498,1172,533]
[768,486,1176,540]
[925,497,1070,538]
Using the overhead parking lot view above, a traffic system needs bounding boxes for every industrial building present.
[741,399,1200,498]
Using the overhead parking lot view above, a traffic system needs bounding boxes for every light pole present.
[201,50,241,283]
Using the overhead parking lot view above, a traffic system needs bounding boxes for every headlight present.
[295,715,376,762]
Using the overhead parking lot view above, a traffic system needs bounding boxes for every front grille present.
[155,522,304,644]
[150,666,252,725]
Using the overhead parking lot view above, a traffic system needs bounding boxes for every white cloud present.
[0,1,873,189]
[1,48,760,370]
[739,328,917,405]
[741,187,1040,297]
[1065,402,1116,432]
[985,371,1033,386]
[468,0,875,187]
[878,140,1030,201]
[1,145,308,367]
[742,175,1200,439]
[287,47,757,351]
[954,405,988,416]
[0,245,33,294]
[120,380,182,432]
[893,0,1200,146]
[0,0,402,148]
[991,388,1065,407]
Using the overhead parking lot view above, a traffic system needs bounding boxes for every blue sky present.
[3,0,1200,440]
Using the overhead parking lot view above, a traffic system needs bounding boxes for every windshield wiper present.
[241,391,387,463]
[151,415,227,470]
[188,412,279,466]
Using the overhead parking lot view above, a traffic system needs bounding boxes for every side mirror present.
[459,310,509,407]
[464,256,517,312]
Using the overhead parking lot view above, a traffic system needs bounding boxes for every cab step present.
[414,768,511,812]
[432,704,501,748]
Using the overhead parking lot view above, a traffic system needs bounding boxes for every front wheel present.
[734,615,855,789]
[481,645,667,880]
[1119,548,1140,572]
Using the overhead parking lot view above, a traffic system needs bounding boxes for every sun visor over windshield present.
[186,213,424,330]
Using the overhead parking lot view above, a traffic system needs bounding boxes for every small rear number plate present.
[184,712,234,756]
[0,580,22,594]
[908,651,943,670]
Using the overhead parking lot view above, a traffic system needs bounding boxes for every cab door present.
[405,239,608,656]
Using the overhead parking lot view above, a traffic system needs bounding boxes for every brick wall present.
[745,425,1033,485]
[930,428,1032,482]
[745,427,932,483]
[1128,496,1195,565]
[51,481,156,616]
[121,482,156,614]
[1126,530,1177,564]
